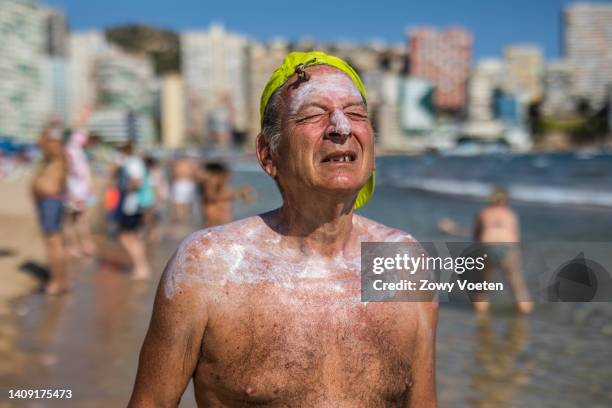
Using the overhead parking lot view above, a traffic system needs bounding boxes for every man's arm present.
[406,300,438,407]
[128,246,209,407]
[391,232,438,406]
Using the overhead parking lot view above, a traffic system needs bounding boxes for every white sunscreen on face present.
[289,73,362,115]
[329,109,352,136]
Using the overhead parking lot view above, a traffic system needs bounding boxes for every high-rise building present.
[0,0,48,140]
[318,41,383,74]
[608,85,612,130]
[69,32,156,143]
[541,61,575,118]
[43,6,69,123]
[375,72,403,149]
[360,44,410,149]
[182,24,248,145]
[376,45,408,75]
[161,74,186,148]
[44,57,69,123]
[69,31,107,122]
[94,46,155,112]
[504,45,543,103]
[45,5,67,57]
[468,59,504,123]
[70,31,156,144]
[398,78,435,133]
[408,27,472,113]
[246,39,288,147]
[93,46,156,143]
[464,59,511,139]
[564,3,612,108]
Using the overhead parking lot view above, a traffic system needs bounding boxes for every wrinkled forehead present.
[283,65,364,113]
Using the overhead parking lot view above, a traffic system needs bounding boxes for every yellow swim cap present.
[259,51,374,209]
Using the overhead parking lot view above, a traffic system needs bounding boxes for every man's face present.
[273,65,374,201]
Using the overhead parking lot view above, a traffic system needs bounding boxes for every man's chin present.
[323,171,370,187]
[316,181,365,197]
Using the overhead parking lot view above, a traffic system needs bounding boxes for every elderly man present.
[129,52,438,407]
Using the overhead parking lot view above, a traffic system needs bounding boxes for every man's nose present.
[325,110,352,143]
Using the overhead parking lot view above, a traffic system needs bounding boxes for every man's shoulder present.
[181,216,264,245]
[354,215,418,244]
[175,216,262,260]
[162,216,276,297]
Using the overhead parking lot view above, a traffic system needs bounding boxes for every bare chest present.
[33,162,66,195]
[195,284,417,406]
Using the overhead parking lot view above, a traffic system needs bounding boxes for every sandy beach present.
[0,166,128,309]
[0,172,46,307]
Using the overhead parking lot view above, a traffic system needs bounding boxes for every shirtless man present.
[32,123,70,295]
[473,188,533,314]
[200,161,253,227]
[129,52,438,407]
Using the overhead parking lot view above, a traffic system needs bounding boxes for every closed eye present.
[295,113,326,123]
[345,111,368,120]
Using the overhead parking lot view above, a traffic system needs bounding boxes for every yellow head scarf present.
[259,51,375,209]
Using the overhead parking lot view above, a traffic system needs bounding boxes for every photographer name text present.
[372,279,503,292]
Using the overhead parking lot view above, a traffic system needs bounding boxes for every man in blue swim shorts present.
[32,123,70,295]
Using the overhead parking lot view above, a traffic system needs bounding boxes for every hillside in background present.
[106,24,180,74]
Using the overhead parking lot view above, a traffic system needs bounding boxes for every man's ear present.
[255,133,277,178]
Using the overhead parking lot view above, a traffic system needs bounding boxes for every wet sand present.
[0,175,47,309]
[0,221,199,407]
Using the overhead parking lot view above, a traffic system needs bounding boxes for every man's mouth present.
[321,151,357,163]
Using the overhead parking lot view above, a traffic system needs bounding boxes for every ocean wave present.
[393,178,612,208]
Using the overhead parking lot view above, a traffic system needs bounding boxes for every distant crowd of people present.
[31,108,253,295]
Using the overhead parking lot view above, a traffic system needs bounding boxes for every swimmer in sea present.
[473,188,533,314]
[129,52,438,407]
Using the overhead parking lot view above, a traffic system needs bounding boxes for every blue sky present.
[46,0,584,59]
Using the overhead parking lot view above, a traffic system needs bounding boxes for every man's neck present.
[274,200,356,258]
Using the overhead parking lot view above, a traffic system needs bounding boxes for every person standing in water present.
[473,188,533,314]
